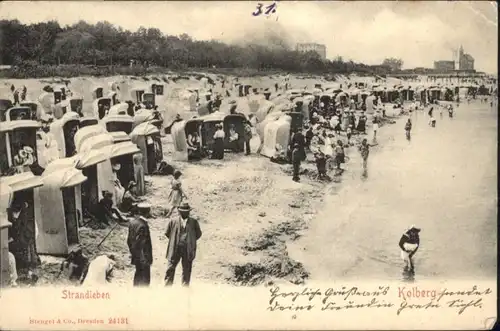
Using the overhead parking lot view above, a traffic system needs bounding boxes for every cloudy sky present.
[0,1,497,73]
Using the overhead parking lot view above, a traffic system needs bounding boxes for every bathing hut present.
[106,131,141,188]
[170,117,204,161]
[0,172,44,276]
[130,88,145,105]
[3,106,37,121]
[142,92,155,110]
[130,122,162,175]
[102,104,134,134]
[260,113,293,159]
[0,99,13,121]
[49,112,80,158]
[93,97,112,120]
[0,120,40,175]
[34,164,87,255]
[92,86,104,100]
[0,185,13,287]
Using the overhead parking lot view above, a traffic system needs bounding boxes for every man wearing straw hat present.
[127,203,153,286]
[164,202,202,287]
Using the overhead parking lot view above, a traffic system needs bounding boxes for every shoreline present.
[34,110,407,288]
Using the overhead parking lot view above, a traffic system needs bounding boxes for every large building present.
[452,46,475,71]
[296,43,326,60]
[434,60,455,72]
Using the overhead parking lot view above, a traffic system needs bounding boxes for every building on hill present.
[434,60,455,72]
[296,43,326,60]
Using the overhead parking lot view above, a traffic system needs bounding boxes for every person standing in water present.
[358,138,370,171]
[372,113,380,142]
[398,226,421,273]
[405,119,412,140]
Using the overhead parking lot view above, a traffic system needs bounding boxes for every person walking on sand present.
[291,143,302,182]
[165,170,186,218]
[334,140,345,174]
[21,86,27,102]
[398,225,421,273]
[358,138,370,170]
[13,89,19,105]
[127,204,153,286]
[405,119,412,140]
[164,202,202,287]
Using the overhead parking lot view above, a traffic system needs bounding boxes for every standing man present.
[291,144,302,182]
[127,203,153,287]
[164,202,202,287]
[291,128,306,162]
[243,120,253,155]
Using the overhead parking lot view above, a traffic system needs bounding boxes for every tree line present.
[0,19,399,76]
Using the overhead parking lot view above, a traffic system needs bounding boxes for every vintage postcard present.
[0,1,497,330]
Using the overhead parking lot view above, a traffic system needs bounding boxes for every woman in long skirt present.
[165,170,185,217]
[133,153,145,196]
[212,123,225,160]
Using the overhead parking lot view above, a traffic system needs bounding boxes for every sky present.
[0,1,497,73]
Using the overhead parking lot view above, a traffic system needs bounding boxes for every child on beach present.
[429,115,436,127]
[314,151,328,180]
[358,138,371,170]
[346,125,353,145]
[333,140,345,174]
[405,119,412,140]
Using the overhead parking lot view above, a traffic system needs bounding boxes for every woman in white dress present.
[112,163,125,206]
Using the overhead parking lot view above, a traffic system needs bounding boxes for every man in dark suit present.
[164,202,202,287]
[127,203,153,286]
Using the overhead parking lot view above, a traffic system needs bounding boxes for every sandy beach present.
[0,71,496,288]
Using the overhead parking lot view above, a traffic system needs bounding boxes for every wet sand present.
[290,100,497,282]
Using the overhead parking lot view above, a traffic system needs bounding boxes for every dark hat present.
[178,202,192,212]
[408,225,421,233]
